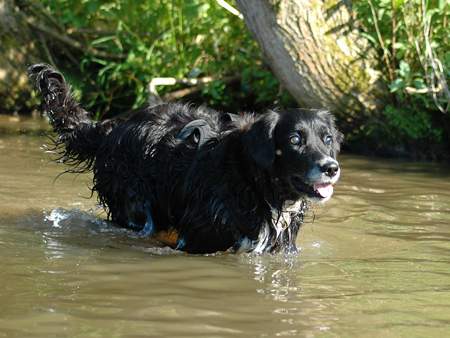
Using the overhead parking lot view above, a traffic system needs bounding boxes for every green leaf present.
[389,78,405,92]
[360,32,378,45]
[412,78,427,90]
[91,36,116,46]
[393,42,406,51]
[398,61,410,78]
[392,0,405,9]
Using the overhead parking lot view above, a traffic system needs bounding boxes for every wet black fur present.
[29,64,342,254]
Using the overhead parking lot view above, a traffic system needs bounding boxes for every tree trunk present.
[235,0,390,120]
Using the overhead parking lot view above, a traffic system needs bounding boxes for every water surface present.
[1,116,449,337]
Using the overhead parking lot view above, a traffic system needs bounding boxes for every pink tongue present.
[314,183,334,198]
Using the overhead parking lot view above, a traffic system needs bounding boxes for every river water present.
[1,116,449,337]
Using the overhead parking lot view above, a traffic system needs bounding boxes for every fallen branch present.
[405,85,443,94]
[148,75,240,103]
[216,0,243,19]
[163,86,204,101]
[149,76,215,96]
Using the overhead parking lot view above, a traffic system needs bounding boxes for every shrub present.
[353,0,449,156]
[37,0,294,118]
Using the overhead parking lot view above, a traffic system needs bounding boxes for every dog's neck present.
[235,198,307,254]
[273,199,306,233]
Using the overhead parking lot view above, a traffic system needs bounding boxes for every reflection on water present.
[1,117,450,337]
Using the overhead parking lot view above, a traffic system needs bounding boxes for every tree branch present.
[216,0,243,19]
[25,18,126,60]
[148,75,240,102]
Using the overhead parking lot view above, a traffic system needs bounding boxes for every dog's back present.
[92,103,226,231]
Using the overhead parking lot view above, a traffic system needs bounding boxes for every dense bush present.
[353,0,449,158]
[3,0,448,158]
[36,0,294,118]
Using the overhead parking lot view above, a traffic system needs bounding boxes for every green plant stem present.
[368,0,395,82]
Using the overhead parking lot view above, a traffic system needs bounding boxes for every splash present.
[44,208,70,228]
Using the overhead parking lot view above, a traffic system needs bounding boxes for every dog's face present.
[243,109,343,203]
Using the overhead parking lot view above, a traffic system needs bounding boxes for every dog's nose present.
[321,161,339,178]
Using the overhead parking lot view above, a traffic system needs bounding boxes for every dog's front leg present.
[138,202,155,237]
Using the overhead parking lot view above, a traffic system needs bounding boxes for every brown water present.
[1,116,450,338]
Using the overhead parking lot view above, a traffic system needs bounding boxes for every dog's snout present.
[321,161,339,178]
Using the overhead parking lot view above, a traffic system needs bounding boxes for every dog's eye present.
[289,134,302,145]
[324,135,333,145]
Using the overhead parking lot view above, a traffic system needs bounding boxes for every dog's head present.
[243,109,343,203]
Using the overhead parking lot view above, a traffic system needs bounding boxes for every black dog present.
[29,64,343,254]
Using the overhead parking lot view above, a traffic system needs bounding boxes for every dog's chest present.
[235,199,306,253]
[273,200,303,234]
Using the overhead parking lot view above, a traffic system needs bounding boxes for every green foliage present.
[383,104,443,141]
[9,0,447,158]
[353,0,449,148]
[38,0,293,117]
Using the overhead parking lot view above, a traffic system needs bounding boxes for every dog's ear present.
[177,119,216,147]
[242,110,279,169]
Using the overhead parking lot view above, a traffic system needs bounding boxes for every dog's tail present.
[28,64,114,172]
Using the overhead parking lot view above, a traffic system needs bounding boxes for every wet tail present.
[28,64,112,172]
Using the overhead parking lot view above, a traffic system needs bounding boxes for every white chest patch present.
[236,199,305,254]
[273,200,303,238]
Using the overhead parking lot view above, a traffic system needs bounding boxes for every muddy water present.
[1,116,450,337]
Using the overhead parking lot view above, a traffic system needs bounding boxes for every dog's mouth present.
[291,176,334,200]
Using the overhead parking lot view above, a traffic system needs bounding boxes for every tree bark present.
[235,0,390,120]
